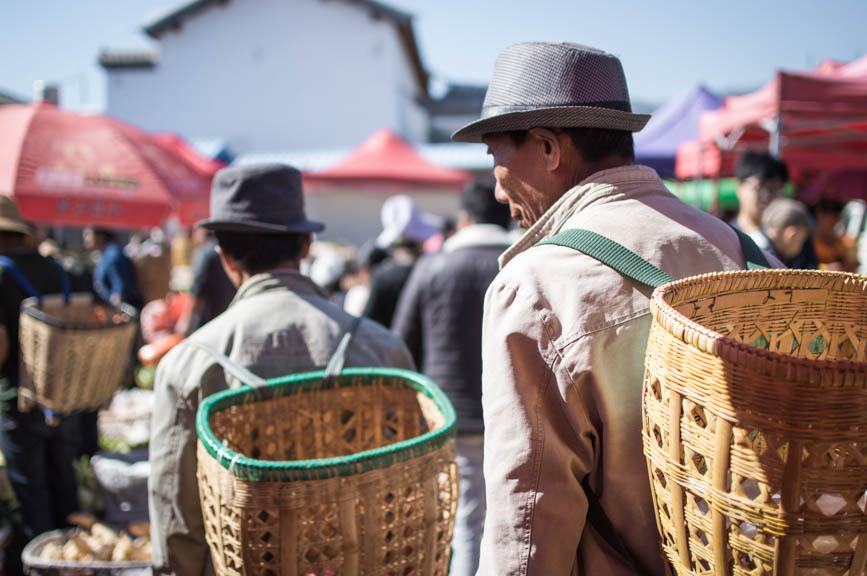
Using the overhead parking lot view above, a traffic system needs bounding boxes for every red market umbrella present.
[304,128,471,188]
[0,103,215,229]
[153,133,226,226]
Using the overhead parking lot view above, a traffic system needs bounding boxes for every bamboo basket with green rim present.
[196,367,458,576]
[643,269,867,576]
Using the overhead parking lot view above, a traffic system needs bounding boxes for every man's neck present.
[236,261,300,286]
[737,214,761,234]
[562,157,632,194]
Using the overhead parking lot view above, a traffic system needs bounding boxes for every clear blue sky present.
[2,0,865,112]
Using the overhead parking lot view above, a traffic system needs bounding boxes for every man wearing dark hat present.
[453,42,771,575]
[148,164,414,576]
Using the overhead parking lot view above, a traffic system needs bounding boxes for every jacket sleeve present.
[477,277,596,576]
[149,350,211,576]
[390,263,425,368]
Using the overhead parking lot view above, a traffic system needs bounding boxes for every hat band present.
[481,100,633,119]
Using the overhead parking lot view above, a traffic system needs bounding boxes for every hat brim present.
[196,219,325,234]
[451,106,651,143]
[0,217,32,236]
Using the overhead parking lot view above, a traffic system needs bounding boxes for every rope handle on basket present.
[188,315,363,392]
[187,340,269,388]
[0,256,71,306]
[324,315,363,382]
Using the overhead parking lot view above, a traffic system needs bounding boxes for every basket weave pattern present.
[197,370,458,576]
[18,294,137,413]
[643,270,867,576]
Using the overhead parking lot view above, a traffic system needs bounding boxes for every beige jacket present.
[149,269,414,576]
[479,166,763,575]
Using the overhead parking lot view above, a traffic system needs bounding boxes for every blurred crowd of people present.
[731,151,860,272]
[4,153,867,574]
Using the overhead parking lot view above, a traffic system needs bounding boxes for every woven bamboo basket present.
[643,269,867,576]
[196,367,458,576]
[18,293,138,414]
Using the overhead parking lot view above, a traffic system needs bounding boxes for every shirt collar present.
[499,165,665,268]
[442,223,513,254]
[231,268,326,305]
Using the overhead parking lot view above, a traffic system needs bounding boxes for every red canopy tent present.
[152,133,225,226]
[676,56,867,181]
[304,128,470,188]
[0,103,217,229]
[297,129,470,245]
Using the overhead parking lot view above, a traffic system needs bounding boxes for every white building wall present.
[105,0,428,152]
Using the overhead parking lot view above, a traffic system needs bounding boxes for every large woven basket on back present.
[196,367,458,576]
[643,270,867,576]
[18,293,138,414]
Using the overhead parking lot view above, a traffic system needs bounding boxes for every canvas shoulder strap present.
[730,226,772,269]
[537,228,673,289]
[537,227,770,290]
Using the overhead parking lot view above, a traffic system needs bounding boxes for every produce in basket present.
[37,514,151,563]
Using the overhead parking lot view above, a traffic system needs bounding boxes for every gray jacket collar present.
[442,224,513,254]
[230,268,326,306]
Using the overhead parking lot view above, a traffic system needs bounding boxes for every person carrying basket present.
[0,196,80,571]
[451,42,781,575]
[148,164,414,576]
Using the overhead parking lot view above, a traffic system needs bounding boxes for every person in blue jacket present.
[83,227,142,309]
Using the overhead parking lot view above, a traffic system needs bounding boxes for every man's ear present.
[215,245,242,286]
[527,127,562,172]
[781,225,799,245]
[301,234,313,260]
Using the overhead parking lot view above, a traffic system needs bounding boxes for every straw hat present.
[452,42,650,143]
[0,196,32,235]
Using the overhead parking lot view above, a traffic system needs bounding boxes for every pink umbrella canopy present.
[0,103,218,228]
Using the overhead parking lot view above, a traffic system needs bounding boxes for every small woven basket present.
[196,367,458,576]
[18,293,138,414]
[643,270,867,576]
[21,529,151,575]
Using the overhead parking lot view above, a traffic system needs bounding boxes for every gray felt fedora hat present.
[198,163,325,234]
[452,42,650,143]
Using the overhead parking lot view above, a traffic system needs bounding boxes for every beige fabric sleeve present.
[148,349,212,576]
[477,277,597,575]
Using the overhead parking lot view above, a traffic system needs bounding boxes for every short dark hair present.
[214,231,308,274]
[93,228,117,243]
[735,152,789,184]
[0,231,28,244]
[505,127,635,163]
[461,176,511,228]
[814,197,844,214]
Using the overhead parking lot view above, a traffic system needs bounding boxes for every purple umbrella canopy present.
[635,85,722,178]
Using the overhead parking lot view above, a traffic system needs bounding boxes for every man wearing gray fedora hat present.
[456,42,774,575]
[148,164,414,576]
